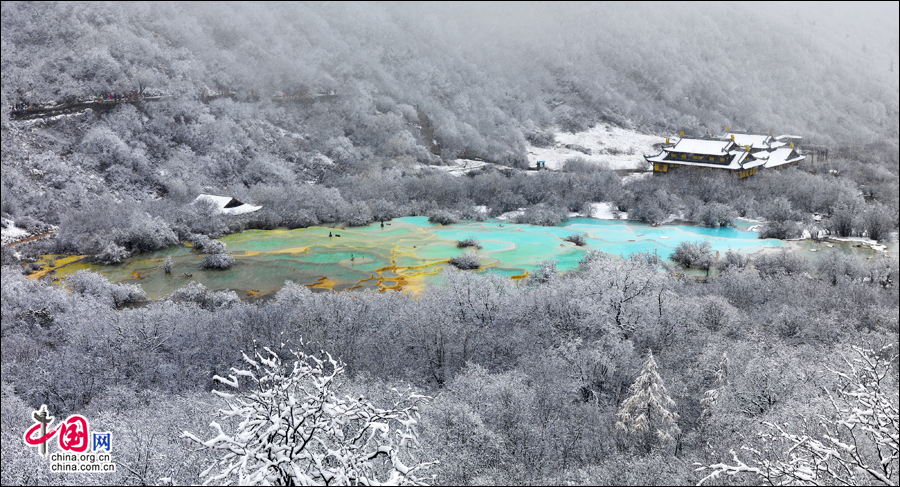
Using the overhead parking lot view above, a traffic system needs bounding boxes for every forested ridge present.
[1,2,898,485]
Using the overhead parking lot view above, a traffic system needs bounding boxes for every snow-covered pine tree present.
[616,349,680,453]
[182,347,436,485]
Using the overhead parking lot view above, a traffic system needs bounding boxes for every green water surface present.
[48,217,788,298]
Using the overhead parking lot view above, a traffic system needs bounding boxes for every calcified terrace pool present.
[47,217,785,299]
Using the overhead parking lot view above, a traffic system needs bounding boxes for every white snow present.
[671,138,733,155]
[1,220,30,246]
[194,194,262,215]
[526,124,662,171]
[587,202,627,220]
[496,208,526,220]
[622,171,652,184]
[433,158,492,176]
[829,236,889,253]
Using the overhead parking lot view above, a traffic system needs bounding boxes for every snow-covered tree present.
[700,352,729,423]
[202,252,234,270]
[616,349,680,453]
[670,240,713,275]
[183,347,436,485]
[697,346,899,486]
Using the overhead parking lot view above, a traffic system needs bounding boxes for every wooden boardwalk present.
[10,92,340,120]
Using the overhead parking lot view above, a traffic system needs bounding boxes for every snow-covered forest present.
[1,2,898,485]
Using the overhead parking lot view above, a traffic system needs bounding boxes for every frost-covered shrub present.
[203,253,234,269]
[759,221,801,240]
[562,156,602,173]
[449,253,480,270]
[66,270,146,307]
[696,202,736,228]
[190,234,227,254]
[525,130,556,148]
[760,197,798,223]
[696,295,742,332]
[578,249,611,270]
[163,256,173,274]
[458,205,488,222]
[0,246,17,266]
[862,203,894,242]
[670,240,713,272]
[122,213,180,253]
[167,281,239,309]
[513,205,567,226]
[529,259,558,285]
[717,249,749,271]
[428,210,459,225]
[183,348,435,485]
[457,237,482,249]
[57,198,178,256]
[94,241,129,265]
[627,189,676,225]
[565,233,587,246]
[344,200,373,227]
[753,249,808,277]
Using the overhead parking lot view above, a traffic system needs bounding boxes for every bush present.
[753,249,808,277]
[344,200,373,227]
[717,249,749,271]
[525,130,556,148]
[190,234,227,254]
[203,253,234,269]
[696,202,736,228]
[94,241,129,265]
[562,156,603,173]
[513,205,568,226]
[529,259,558,285]
[449,253,480,270]
[457,237,482,249]
[670,240,713,272]
[66,270,146,307]
[167,281,239,309]
[428,210,459,225]
[759,221,801,239]
[565,233,587,246]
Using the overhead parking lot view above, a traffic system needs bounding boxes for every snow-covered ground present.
[432,158,493,176]
[586,202,627,220]
[526,124,662,171]
[828,236,889,253]
[0,219,30,246]
[423,123,663,176]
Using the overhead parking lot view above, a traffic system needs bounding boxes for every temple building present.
[645,131,806,178]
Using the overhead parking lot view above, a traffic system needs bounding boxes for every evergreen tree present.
[616,349,680,453]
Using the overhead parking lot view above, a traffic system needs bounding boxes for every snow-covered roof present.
[667,138,733,155]
[740,153,768,170]
[764,147,805,168]
[775,134,803,142]
[725,133,772,149]
[193,194,262,215]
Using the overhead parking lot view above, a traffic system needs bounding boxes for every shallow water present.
[47,217,788,298]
